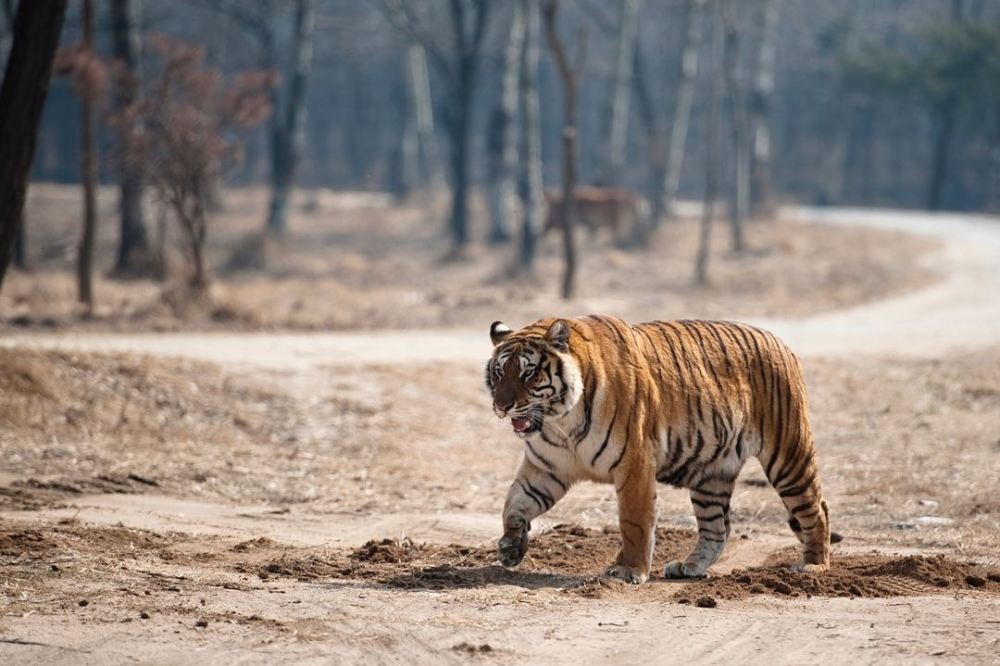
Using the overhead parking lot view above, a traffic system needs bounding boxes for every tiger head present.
[485,319,584,438]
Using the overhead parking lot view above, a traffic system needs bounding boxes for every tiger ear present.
[545,319,571,352]
[490,321,513,346]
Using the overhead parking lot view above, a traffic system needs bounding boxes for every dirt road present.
[2,206,999,664]
[5,206,999,365]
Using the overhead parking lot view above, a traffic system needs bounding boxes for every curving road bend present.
[2,205,998,365]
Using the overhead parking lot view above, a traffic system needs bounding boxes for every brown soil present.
[1,185,940,332]
[2,336,999,662]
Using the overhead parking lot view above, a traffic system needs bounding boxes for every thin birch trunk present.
[651,0,703,231]
[407,43,445,190]
[748,0,780,216]
[601,0,640,186]
[543,0,580,300]
[695,1,723,286]
[722,0,746,253]
[517,0,543,272]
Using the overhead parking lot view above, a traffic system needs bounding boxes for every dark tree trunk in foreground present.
[266,0,315,236]
[77,0,98,310]
[518,0,543,272]
[543,0,582,300]
[110,0,151,276]
[13,223,26,269]
[695,1,723,286]
[0,0,67,291]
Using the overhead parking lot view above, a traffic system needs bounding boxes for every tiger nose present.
[494,398,514,415]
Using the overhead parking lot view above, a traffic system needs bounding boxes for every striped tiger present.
[485,315,833,584]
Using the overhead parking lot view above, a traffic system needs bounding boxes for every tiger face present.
[485,319,584,438]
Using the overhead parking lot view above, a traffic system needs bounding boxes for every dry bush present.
[109,34,275,290]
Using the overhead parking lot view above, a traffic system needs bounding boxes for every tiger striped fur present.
[485,315,832,584]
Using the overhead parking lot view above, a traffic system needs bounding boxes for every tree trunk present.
[448,70,473,253]
[407,44,445,190]
[13,220,25,269]
[815,0,859,207]
[266,0,314,236]
[400,46,420,197]
[77,0,98,311]
[487,1,525,245]
[650,0,703,232]
[926,1,965,211]
[110,0,151,276]
[722,0,746,253]
[748,0,780,216]
[695,1,723,287]
[518,0,543,272]
[0,0,67,291]
[445,0,491,256]
[543,0,580,300]
[928,101,956,210]
[600,0,640,186]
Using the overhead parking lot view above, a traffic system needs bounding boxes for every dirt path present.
[2,206,999,664]
[4,207,999,364]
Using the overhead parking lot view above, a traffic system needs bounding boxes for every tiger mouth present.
[511,415,541,435]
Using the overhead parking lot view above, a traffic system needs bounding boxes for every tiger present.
[542,187,648,244]
[484,315,833,584]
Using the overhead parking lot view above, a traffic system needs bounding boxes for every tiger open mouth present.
[511,415,541,435]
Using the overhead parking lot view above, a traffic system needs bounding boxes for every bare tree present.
[115,35,274,290]
[648,0,704,234]
[517,0,543,272]
[543,0,584,300]
[722,0,747,253]
[600,0,640,186]
[694,0,723,286]
[748,0,781,216]
[0,0,67,291]
[378,0,492,257]
[266,0,315,236]
[486,2,526,245]
[110,0,152,276]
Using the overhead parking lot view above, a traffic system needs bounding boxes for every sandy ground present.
[1,205,999,664]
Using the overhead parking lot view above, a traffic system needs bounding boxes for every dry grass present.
[0,349,301,508]
[2,184,940,331]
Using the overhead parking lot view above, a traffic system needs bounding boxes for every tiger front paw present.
[663,560,708,579]
[498,531,529,568]
[790,560,829,574]
[604,564,649,585]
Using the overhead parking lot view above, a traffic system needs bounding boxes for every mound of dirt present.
[0,523,170,563]
[680,553,1000,603]
[243,525,1000,602]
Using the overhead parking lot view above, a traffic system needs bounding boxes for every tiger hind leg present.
[663,478,735,579]
[767,451,831,573]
